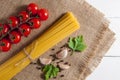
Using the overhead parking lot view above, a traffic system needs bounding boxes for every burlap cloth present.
[0,0,115,80]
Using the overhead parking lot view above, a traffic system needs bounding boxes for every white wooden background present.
[86,0,120,80]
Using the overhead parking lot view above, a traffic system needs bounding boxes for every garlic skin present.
[39,58,52,65]
[58,63,70,70]
[56,48,68,59]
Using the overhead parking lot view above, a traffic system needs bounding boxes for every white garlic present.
[58,63,70,70]
[39,58,52,65]
[56,48,68,59]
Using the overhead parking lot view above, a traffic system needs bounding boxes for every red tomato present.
[8,16,19,28]
[27,3,38,15]
[9,31,21,44]
[0,38,11,52]
[18,11,29,22]
[28,18,41,29]
[0,24,10,36]
[19,24,31,37]
[37,8,49,21]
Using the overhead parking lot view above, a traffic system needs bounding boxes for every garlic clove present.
[39,58,52,65]
[58,63,70,70]
[56,48,68,59]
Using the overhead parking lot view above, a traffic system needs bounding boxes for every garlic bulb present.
[39,58,52,65]
[56,48,68,59]
[58,63,70,70]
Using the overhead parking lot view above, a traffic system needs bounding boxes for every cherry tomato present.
[37,8,49,21]
[28,18,41,29]
[9,31,21,44]
[19,24,31,37]
[18,11,29,22]
[0,38,11,52]
[8,16,19,28]
[27,3,38,15]
[0,24,10,36]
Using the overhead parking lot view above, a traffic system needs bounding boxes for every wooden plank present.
[86,0,120,17]
[86,57,120,80]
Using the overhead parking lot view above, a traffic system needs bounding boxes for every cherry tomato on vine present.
[37,8,49,21]
[28,18,41,29]
[27,3,38,15]
[0,24,10,37]
[0,38,11,52]
[19,24,31,37]
[18,11,29,22]
[8,16,19,28]
[9,31,21,44]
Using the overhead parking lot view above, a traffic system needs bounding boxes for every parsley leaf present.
[43,64,59,80]
[68,35,87,52]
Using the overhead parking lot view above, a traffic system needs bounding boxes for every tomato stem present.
[0,42,5,46]
[8,20,12,24]
[0,27,3,31]
[19,16,23,22]
[27,22,33,26]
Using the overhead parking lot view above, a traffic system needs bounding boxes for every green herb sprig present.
[43,64,59,80]
[68,35,87,54]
